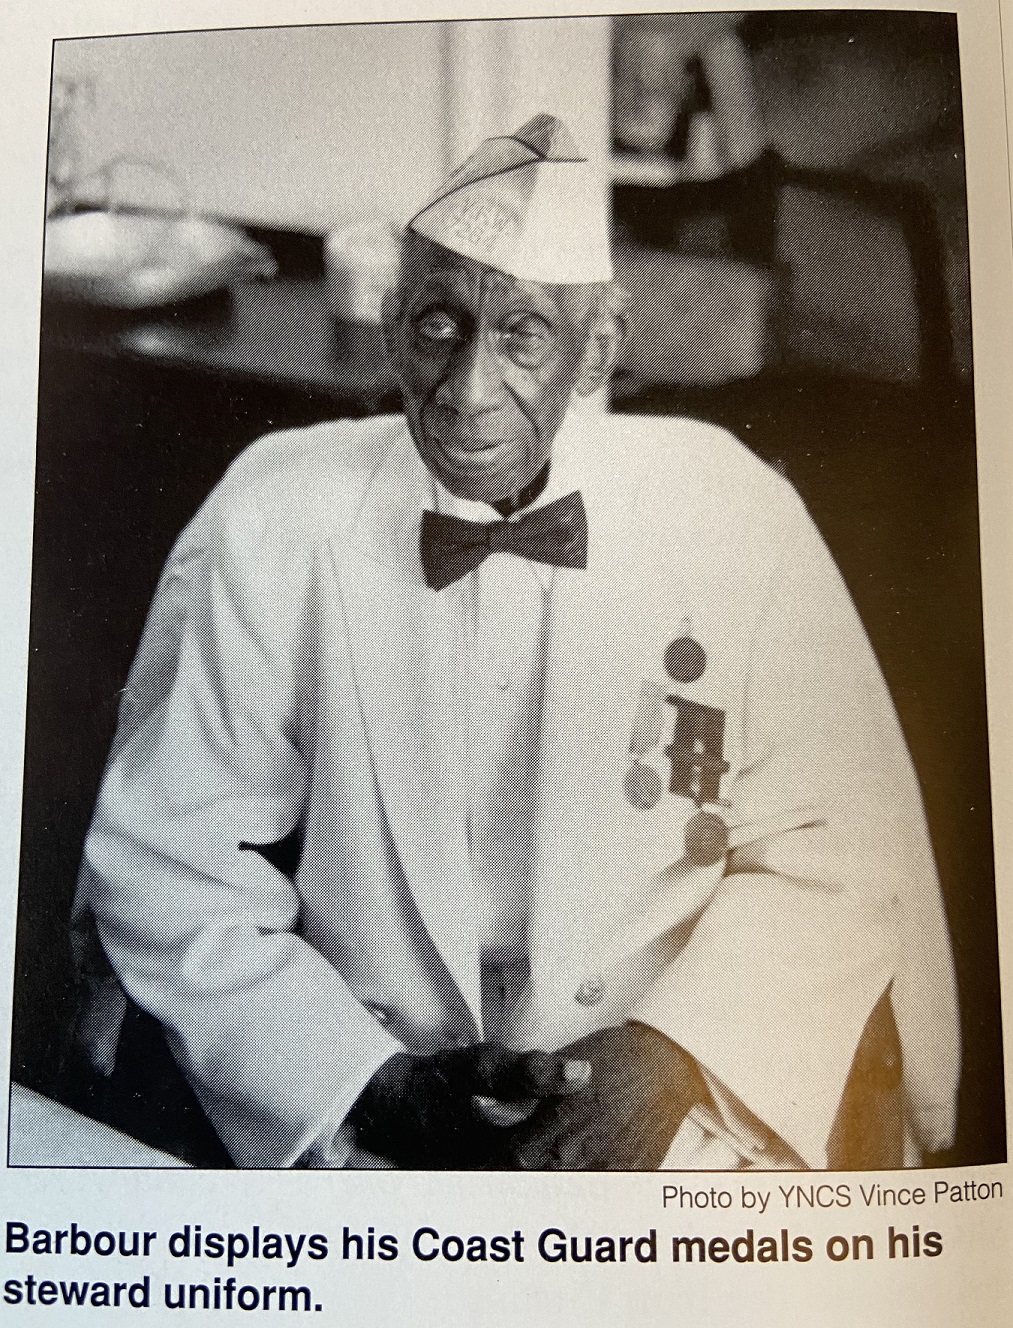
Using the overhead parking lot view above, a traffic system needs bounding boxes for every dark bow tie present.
[420,491,588,591]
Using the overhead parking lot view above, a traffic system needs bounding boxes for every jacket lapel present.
[529,418,645,977]
[334,427,482,1028]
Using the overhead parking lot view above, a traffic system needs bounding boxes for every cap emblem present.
[443,190,518,256]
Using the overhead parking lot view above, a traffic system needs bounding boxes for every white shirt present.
[432,470,558,1025]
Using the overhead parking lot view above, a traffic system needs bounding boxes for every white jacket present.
[74,411,960,1169]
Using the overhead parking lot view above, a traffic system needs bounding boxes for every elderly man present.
[72,115,959,1171]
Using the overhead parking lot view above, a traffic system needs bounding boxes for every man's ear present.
[574,293,628,398]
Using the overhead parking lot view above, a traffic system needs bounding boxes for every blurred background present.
[12,12,1001,1168]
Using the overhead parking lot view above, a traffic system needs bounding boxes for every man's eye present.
[501,317,552,365]
[413,311,463,345]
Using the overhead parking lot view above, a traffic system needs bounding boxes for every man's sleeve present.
[630,497,960,1168]
[76,496,400,1168]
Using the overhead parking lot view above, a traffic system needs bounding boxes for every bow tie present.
[420,491,588,591]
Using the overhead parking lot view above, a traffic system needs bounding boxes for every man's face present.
[386,239,598,507]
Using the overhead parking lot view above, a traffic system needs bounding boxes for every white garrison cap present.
[407,113,613,285]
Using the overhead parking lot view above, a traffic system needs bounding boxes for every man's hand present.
[497,1022,708,1171]
[347,1043,591,1169]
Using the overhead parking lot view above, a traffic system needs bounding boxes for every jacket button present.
[574,978,604,1006]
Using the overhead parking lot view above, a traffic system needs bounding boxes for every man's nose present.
[437,333,504,415]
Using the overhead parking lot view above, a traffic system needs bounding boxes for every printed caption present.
[2,1178,1002,1312]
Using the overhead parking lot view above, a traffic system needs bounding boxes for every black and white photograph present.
[5,9,1005,1178]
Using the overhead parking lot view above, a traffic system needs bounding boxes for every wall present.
[52,23,450,232]
[747,11,971,376]
[51,18,610,235]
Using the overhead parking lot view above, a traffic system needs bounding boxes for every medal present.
[625,761,663,810]
[623,623,728,862]
[664,697,729,804]
[664,618,707,685]
[665,696,731,865]
[626,682,667,809]
[684,810,730,866]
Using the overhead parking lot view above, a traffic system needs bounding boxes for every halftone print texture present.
[9,12,998,1174]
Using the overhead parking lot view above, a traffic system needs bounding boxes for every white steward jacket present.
[74,412,960,1169]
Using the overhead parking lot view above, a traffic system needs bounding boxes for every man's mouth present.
[438,434,507,454]
[421,407,519,454]
[426,428,519,464]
